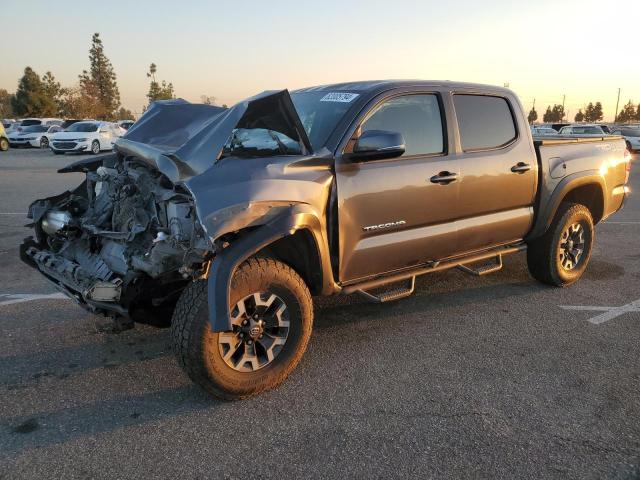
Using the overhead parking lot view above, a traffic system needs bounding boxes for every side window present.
[453,95,517,151]
[360,94,444,156]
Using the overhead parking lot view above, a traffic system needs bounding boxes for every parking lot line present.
[0,293,67,306]
[559,298,640,324]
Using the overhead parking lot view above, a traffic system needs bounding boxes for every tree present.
[116,107,134,121]
[574,109,585,122]
[527,107,538,124]
[59,85,102,119]
[584,102,595,122]
[42,71,63,116]
[592,102,603,122]
[543,104,564,123]
[201,95,217,105]
[616,100,636,123]
[0,89,14,117]
[78,33,121,120]
[11,67,57,117]
[146,63,175,105]
[636,103,640,121]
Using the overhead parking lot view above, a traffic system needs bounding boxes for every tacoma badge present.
[363,220,406,232]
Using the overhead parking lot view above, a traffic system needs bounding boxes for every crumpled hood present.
[113,90,313,183]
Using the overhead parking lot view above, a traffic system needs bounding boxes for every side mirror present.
[349,130,405,161]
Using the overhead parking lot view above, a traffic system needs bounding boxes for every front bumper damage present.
[19,89,334,330]
[20,237,129,316]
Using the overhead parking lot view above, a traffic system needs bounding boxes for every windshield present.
[221,128,302,158]
[66,122,99,133]
[290,91,357,150]
[20,119,41,127]
[573,126,602,134]
[23,125,47,133]
[621,128,640,137]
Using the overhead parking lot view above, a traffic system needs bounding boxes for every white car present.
[15,118,63,133]
[611,126,640,152]
[8,125,63,148]
[531,125,558,136]
[558,124,607,136]
[50,121,123,155]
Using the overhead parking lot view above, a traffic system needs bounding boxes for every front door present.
[335,93,460,283]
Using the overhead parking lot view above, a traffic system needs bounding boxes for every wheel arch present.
[528,173,606,240]
[206,206,337,332]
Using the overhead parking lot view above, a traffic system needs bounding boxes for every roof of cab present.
[293,79,513,96]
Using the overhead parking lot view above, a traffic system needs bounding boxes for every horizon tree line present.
[0,33,200,121]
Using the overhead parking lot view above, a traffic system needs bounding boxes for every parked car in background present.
[118,120,135,130]
[8,124,62,148]
[558,124,607,136]
[531,125,558,135]
[0,124,9,151]
[2,119,16,129]
[14,118,63,134]
[50,121,123,154]
[5,121,21,135]
[611,126,640,152]
[61,119,93,130]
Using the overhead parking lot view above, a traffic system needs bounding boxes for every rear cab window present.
[359,94,445,157]
[453,94,517,151]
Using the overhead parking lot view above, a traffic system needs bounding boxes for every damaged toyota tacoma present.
[20,81,631,399]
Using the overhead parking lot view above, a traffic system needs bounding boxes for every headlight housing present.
[76,138,88,142]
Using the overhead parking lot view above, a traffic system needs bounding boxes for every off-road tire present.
[91,140,100,154]
[527,202,594,286]
[171,258,313,400]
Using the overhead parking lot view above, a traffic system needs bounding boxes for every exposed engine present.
[22,156,210,320]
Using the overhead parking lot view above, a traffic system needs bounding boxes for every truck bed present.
[528,134,628,238]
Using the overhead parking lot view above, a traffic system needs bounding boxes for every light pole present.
[614,88,621,122]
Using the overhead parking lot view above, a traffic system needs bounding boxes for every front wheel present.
[91,140,100,154]
[171,258,313,400]
[0,138,8,151]
[527,202,594,286]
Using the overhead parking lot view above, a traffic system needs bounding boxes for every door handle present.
[430,171,458,184]
[511,162,531,173]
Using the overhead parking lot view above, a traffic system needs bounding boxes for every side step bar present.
[342,244,525,296]
[457,255,503,276]
[357,276,415,303]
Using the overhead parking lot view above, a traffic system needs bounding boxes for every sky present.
[2,0,639,121]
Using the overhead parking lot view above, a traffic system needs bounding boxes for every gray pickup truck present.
[20,81,631,399]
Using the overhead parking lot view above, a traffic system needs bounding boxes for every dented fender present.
[206,205,336,332]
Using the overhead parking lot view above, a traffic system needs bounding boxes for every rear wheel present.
[40,136,49,149]
[171,258,313,400]
[527,202,594,286]
[91,140,100,154]
[0,138,8,151]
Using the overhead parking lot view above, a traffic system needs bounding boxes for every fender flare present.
[206,206,336,332]
[527,171,606,240]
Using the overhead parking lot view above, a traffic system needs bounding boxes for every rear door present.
[335,91,460,282]
[452,93,537,253]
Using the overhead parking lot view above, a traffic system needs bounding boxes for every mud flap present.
[207,215,297,332]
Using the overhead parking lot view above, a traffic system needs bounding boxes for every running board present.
[456,255,503,276]
[342,244,526,296]
[356,276,416,303]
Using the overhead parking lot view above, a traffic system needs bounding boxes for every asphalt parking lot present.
[1,148,639,479]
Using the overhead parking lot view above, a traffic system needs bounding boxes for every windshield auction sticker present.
[320,92,360,103]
